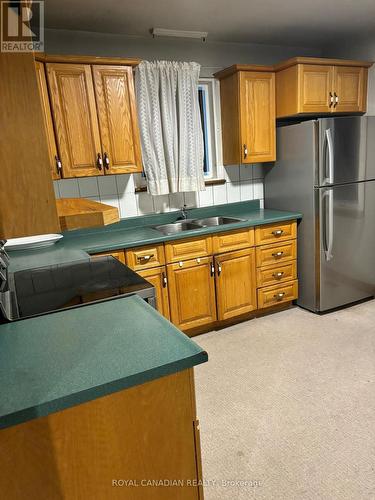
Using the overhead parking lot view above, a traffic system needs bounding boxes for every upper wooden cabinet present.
[46,63,103,178]
[34,61,61,180]
[37,55,142,179]
[275,57,372,118]
[214,65,276,165]
[92,65,142,174]
[0,51,60,239]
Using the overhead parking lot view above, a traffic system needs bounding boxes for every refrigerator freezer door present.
[318,117,373,187]
[317,181,375,311]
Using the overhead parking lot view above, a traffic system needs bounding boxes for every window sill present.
[134,178,226,193]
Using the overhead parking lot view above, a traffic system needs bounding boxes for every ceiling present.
[43,0,375,48]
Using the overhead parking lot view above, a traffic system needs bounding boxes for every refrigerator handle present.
[324,129,334,185]
[323,189,334,261]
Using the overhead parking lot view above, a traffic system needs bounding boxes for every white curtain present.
[135,61,205,195]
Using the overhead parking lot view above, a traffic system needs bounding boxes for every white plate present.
[4,234,63,251]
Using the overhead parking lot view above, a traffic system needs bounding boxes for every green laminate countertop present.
[9,200,302,272]
[0,295,208,430]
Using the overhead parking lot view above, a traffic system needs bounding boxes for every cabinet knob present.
[272,251,284,258]
[217,262,222,276]
[243,144,248,159]
[329,92,334,107]
[162,272,167,288]
[272,229,284,236]
[55,155,62,175]
[273,292,285,301]
[210,262,215,277]
[334,92,339,107]
[97,153,103,170]
[273,271,284,279]
[137,254,154,263]
[103,152,110,170]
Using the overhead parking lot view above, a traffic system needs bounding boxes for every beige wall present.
[44,28,321,77]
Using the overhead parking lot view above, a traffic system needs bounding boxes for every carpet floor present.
[194,300,375,500]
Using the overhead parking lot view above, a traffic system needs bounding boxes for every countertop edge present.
[0,350,208,430]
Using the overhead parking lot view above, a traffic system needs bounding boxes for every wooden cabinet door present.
[35,61,61,180]
[215,248,257,321]
[138,267,170,320]
[239,71,276,163]
[46,63,103,178]
[167,257,216,331]
[333,66,367,113]
[298,64,333,113]
[93,65,142,174]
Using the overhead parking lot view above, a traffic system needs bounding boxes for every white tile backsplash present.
[54,167,264,219]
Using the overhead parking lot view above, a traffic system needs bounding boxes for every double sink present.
[155,216,245,236]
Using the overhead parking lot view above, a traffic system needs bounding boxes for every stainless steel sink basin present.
[155,221,203,235]
[193,216,245,227]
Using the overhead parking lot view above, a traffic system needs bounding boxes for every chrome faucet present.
[180,204,188,220]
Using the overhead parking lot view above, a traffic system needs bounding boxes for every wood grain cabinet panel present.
[126,244,165,271]
[92,65,142,174]
[299,64,333,113]
[167,257,216,331]
[215,248,257,320]
[90,249,126,264]
[333,66,367,113]
[256,260,297,288]
[275,58,372,118]
[256,240,297,268]
[46,63,103,178]
[34,61,61,180]
[255,221,297,246]
[258,280,298,309]
[212,228,254,254]
[138,266,170,320]
[239,72,276,163]
[165,236,212,264]
[214,66,276,165]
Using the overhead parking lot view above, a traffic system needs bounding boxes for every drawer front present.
[212,228,254,254]
[256,260,297,288]
[255,220,296,246]
[257,280,298,309]
[126,244,165,270]
[256,240,296,267]
[165,236,212,263]
[91,250,126,264]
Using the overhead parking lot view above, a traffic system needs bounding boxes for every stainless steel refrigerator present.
[264,116,375,312]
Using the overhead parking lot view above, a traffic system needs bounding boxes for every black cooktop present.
[11,256,154,320]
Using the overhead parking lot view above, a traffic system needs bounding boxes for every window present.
[198,78,223,179]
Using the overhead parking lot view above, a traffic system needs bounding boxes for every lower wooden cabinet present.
[215,248,257,321]
[257,280,298,309]
[167,257,217,331]
[138,266,170,320]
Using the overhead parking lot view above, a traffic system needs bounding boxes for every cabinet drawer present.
[212,228,254,254]
[255,221,296,246]
[165,236,212,264]
[256,240,296,267]
[257,280,298,309]
[126,244,165,270]
[91,250,125,264]
[257,260,297,288]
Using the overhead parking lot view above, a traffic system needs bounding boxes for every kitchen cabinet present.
[138,266,170,320]
[167,257,217,330]
[91,249,126,264]
[126,244,165,271]
[39,55,142,179]
[92,65,142,174]
[46,63,103,178]
[275,57,372,118]
[214,65,276,164]
[0,50,60,239]
[34,61,61,180]
[214,248,257,321]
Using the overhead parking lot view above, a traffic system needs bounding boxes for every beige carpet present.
[194,300,375,500]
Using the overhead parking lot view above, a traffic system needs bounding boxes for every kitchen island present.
[0,295,207,499]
